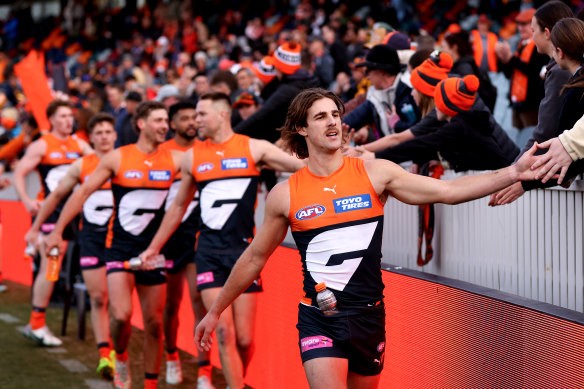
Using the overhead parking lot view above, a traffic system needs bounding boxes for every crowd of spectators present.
[2,3,584,386]
[0,0,582,184]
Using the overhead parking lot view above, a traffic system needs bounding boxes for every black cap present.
[355,44,400,75]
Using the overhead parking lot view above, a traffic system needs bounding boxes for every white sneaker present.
[0,283,7,293]
[197,375,216,389]
[114,358,131,389]
[23,325,63,347]
[166,359,183,384]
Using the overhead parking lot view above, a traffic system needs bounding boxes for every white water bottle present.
[124,254,166,270]
[315,282,337,315]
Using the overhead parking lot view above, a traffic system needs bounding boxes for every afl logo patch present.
[49,152,63,159]
[124,170,143,179]
[66,152,80,159]
[295,205,326,220]
[197,162,214,173]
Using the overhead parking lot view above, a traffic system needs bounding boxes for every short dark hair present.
[199,92,232,111]
[169,99,198,121]
[210,70,238,94]
[46,100,73,119]
[87,113,115,134]
[534,1,574,32]
[444,31,473,58]
[133,101,167,133]
[22,112,37,129]
[125,91,143,102]
[409,49,433,70]
[280,88,345,159]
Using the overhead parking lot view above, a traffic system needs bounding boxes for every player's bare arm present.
[142,151,196,257]
[249,138,305,172]
[45,150,120,251]
[366,144,538,206]
[195,180,291,351]
[13,139,46,214]
[26,160,82,245]
[170,149,185,170]
[76,137,94,156]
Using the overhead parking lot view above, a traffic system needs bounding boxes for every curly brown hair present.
[279,88,345,159]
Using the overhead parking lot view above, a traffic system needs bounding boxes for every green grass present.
[0,281,227,388]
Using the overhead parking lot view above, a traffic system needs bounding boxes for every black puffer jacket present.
[234,70,319,143]
[376,109,519,172]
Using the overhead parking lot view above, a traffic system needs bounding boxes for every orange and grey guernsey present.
[191,133,259,254]
[159,138,192,179]
[37,133,83,222]
[106,144,176,253]
[79,154,113,234]
[159,138,199,232]
[289,157,385,306]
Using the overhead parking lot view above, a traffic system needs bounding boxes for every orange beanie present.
[272,41,302,75]
[253,56,277,84]
[410,50,454,97]
[434,75,480,117]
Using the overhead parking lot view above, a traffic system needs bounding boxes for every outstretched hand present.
[194,312,220,352]
[531,138,572,184]
[488,182,525,206]
[514,143,539,181]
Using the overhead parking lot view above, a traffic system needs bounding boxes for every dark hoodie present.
[376,108,519,172]
[234,69,319,143]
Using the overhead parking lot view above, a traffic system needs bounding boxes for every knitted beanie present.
[273,42,302,75]
[434,75,480,117]
[410,50,454,97]
[253,56,277,84]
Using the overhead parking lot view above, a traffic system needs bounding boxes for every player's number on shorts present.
[306,221,378,291]
[200,178,251,230]
[118,189,169,235]
[83,190,113,226]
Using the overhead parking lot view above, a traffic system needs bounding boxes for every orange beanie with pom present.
[410,50,454,97]
[434,75,480,117]
[273,41,302,75]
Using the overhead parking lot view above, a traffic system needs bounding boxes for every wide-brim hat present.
[354,44,400,74]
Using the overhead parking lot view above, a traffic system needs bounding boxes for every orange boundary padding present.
[3,200,583,388]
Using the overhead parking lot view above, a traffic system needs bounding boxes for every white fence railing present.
[383,171,584,314]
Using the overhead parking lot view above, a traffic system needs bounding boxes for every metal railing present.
[383,170,584,313]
